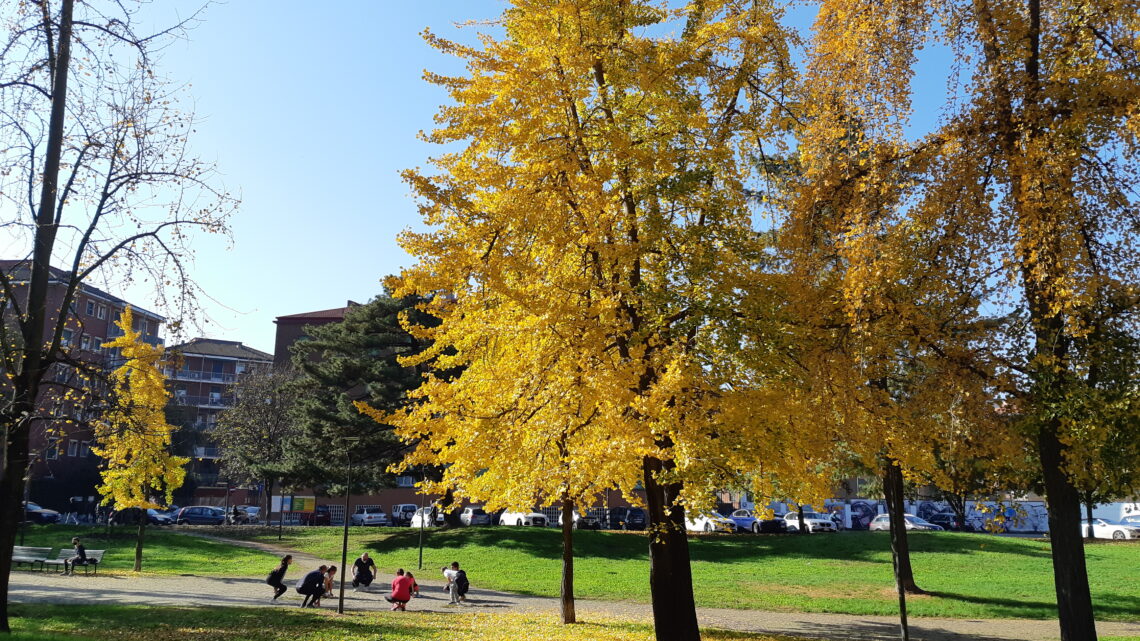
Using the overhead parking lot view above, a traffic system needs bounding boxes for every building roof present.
[274,301,360,324]
[0,259,166,321]
[166,338,273,362]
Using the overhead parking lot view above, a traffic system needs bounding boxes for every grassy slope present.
[234,526,1140,621]
[8,604,800,641]
[14,524,277,577]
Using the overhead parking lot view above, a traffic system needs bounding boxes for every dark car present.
[175,505,226,525]
[299,504,332,526]
[605,507,647,530]
[929,512,973,532]
[24,501,61,524]
[110,506,148,525]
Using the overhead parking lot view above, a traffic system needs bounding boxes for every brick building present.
[272,302,358,368]
[0,260,165,514]
[163,338,272,504]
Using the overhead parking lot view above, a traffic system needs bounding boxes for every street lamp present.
[337,437,360,615]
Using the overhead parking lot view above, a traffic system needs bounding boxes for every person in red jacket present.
[385,568,415,611]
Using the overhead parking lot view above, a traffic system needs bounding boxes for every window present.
[67,440,79,457]
[93,337,103,354]
[80,441,91,457]
[46,438,59,460]
[61,329,73,347]
[80,334,90,350]
[141,318,149,334]
[97,305,107,320]
[85,300,95,316]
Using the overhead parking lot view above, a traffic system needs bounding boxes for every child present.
[405,571,420,597]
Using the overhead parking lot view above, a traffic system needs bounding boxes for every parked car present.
[23,501,60,524]
[499,509,548,527]
[1082,518,1140,540]
[391,503,418,526]
[868,513,944,532]
[299,504,332,526]
[728,509,788,534]
[110,506,148,525]
[460,506,491,526]
[557,510,601,530]
[1119,514,1140,527]
[409,506,444,528]
[783,510,839,533]
[350,506,390,526]
[604,507,647,530]
[928,512,972,532]
[175,505,226,525]
[686,513,737,533]
[147,508,173,525]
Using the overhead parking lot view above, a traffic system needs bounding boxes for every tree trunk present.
[135,520,146,572]
[560,499,576,624]
[884,461,923,594]
[0,1,75,632]
[643,454,700,641]
[1039,423,1098,641]
[797,506,806,535]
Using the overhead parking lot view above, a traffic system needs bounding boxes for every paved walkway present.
[9,536,1140,641]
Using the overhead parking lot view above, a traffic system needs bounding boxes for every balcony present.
[193,446,221,460]
[164,368,236,384]
[191,473,221,487]
[172,394,233,408]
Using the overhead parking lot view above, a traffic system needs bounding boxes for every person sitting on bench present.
[63,537,87,575]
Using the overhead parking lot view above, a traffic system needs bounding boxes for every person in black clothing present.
[266,554,292,602]
[296,565,327,607]
[63,537,87,575]
[352,552,377,589]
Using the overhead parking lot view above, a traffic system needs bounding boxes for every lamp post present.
[418,465,426,570]
[337,437,359,614]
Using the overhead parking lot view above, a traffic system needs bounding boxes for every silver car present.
[460,506,491,526]
[350,506,390,526]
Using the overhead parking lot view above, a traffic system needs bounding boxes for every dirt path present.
[9,536,1140,641]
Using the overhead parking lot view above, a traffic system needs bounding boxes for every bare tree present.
[0,1,233,631]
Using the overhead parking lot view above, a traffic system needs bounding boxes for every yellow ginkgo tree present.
[93,307,187,571]
[371,2,817,639]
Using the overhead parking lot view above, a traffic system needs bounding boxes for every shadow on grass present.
[928,589,1140,621]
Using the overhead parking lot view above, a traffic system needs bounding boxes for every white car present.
[350,506,390,526]
[409,506,443,528]
[783,511,839,533]
[460,506,491,526]
[499,509,548,527]
[685,513,736,533]
[557,510,601,530]
[1082,518,1140,540]
[868,513,943,532]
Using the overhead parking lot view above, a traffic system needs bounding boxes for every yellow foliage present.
[91,306,187,510]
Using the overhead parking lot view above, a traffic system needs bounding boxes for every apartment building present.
[163,338,272,503]
[0,260,165,514]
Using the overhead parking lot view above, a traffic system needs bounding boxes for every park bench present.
[42,549,105,575]
[11,546,53,571]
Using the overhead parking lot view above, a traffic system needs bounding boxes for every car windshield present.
[799,512,823,519]
[26,502,42,510]
[628,509,645,518]
[470,509,486,515]
[905,516,934,526]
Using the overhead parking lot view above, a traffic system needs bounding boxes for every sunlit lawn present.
[14,524,277,577]
[232,525,1140,621]
[16,524,1140,622]
[8,604,804,641]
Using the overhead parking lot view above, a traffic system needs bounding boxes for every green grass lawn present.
[13,524,278,577]
[8,604,800,641]
[228,526,1140,621]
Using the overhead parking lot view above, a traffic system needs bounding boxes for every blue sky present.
[134,1,503,353]
[122,1,952,354]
